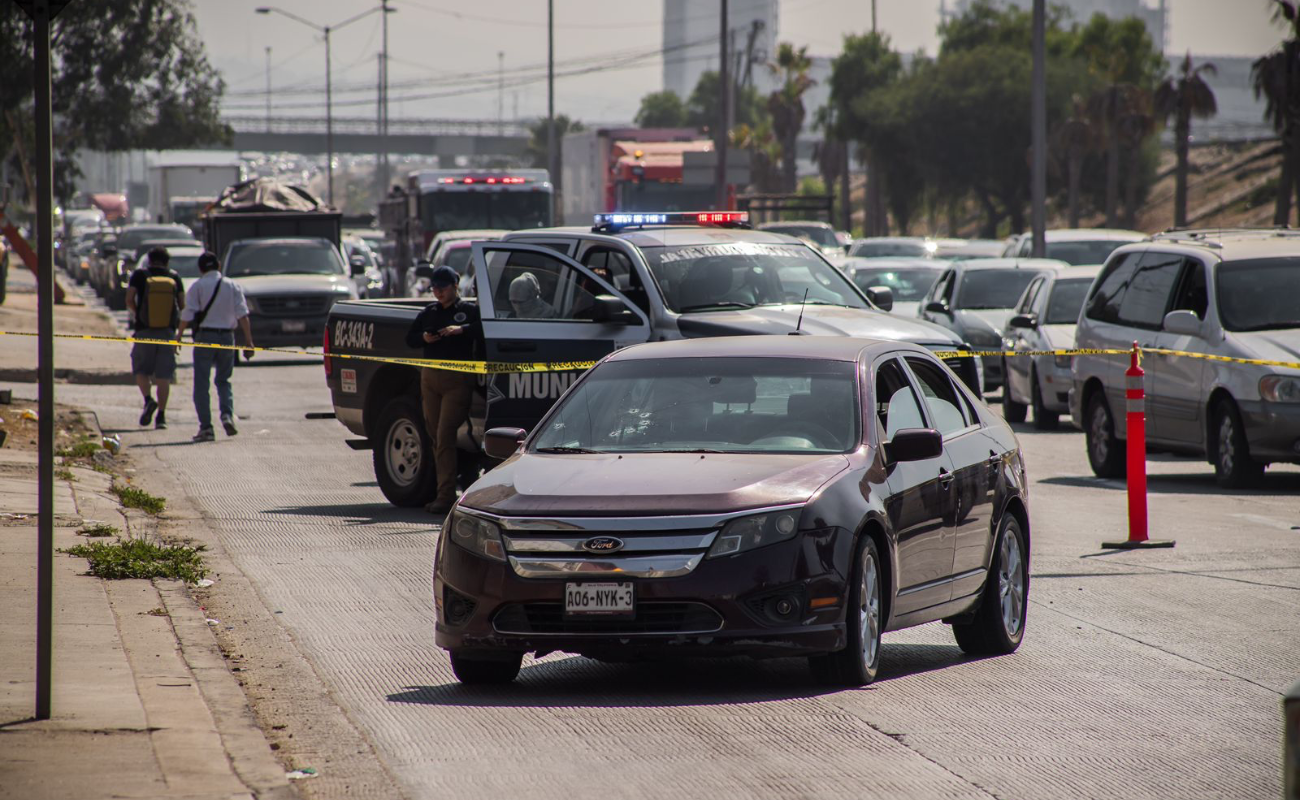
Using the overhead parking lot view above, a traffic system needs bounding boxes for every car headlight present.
[448,509,506,561]
[706,509,801,559]
[1260,375,1300,403]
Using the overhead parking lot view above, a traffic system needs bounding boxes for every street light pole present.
[716,0,729,211]
[265,47,272,133]
[381,0,390,195]
[547,0,556,219]
[1031,0,1046,257]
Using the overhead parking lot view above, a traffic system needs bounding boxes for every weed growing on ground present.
[60,538,208,583]
[78,522,119,538]
[145,607,168,617]
[111,483,165,515]
[54,467,76,482]
[56,437,100,459]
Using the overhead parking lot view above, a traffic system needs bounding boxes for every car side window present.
[1019,276,1045,313]
[1085,251,1142,324]
[487,250,606,321]
[1168,258,1208,320]
[582,246,650,314]
[905,357,970,436]
[874,358,927,440]
[1118,250,1184,329]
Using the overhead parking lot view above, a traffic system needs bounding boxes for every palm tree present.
[1052,95,1096,228]
[1252,1,1300,225]
[767,43,815,194]
[1155,53,1218,228]
[731,121,782,193]
[1089,82,1147,227]
[1118,96,1156,229]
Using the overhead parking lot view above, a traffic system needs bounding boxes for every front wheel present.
[450,651,522,684]
[1002,364,1027,424]
[1030,366,1059,430]
[809,536,883,687]
[1212,399,1264,489]
[1085,392,1125,478]
[953,513,1028,655]
[373,395,438,507]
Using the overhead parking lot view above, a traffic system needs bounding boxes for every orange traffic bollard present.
[1102,342,1174,550]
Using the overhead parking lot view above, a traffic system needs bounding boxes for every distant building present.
[1185,55,1273,142]
[663,0,779,103]
[947,0,1167,51]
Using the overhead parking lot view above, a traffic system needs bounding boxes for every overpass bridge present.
[215,115,533,159]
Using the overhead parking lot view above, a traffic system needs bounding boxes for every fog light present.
[774,598,794,617]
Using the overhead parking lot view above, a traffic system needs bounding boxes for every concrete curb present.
[0,367,136,385]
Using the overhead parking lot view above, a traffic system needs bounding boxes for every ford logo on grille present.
[582,536,624,553]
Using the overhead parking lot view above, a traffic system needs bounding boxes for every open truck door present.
[470,241,651,433]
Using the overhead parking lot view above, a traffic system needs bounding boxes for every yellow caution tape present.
[5,330,1297,373]
[0,330,599,374]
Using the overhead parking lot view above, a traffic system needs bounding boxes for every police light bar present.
[436,176,530,185]
[592,211,750,231]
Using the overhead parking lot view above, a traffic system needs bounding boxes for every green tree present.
[685,71,767,134]
[1155,53,1217,227]
[1052,95,1097,228]
[767,43,815,193]
[526,114,585,171]
[828,32,901,235]
[1,0,230,207]
[634,90,688,128]
[1252,0,1300,225]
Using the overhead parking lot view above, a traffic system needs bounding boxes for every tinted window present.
[642,243,867,313]
[849,268,942,302]
[422,192,549,233]
[225,240,344,276]
[851,241,927,258]
[1085,251,1142,323]
[169,255,201,278]
[442,247,472,274]
[1216,257,1300,332]
[1044,278,1092,325]
[1169,259,1208,319]
[1018,276,1046,313]
[1044,240,1130,266]
[1117,251,1182,329]
[906,357,970,436]
[532,357,859,454]
[487,250,627,321]
[956,269,1044,310]
[875,358,926,440]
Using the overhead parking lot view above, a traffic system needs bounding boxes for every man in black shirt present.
[405,265,484,515]
[125,247,185,429]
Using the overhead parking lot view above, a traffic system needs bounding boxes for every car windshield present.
[1044,278,1092,325]
[443,247,472,274]
[1044,240,1129,266]
[117,227,194,252]
[851,241,926,258]
[957,269,1044,310]
[850,268,941,302]
[531,357,859,454]
[765,225,839,248]
[642,242,868,312]
[1216,257,1300,332]
[169,255,201,278]
[226,240,344,277]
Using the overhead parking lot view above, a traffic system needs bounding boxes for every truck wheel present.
[373,396,437,507]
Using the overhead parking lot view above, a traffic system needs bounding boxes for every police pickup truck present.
[325,211,980,507]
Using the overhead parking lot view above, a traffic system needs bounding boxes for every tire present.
[450,651,522,684]
[1030,366,1059,430]
[1002,360,1027,423]
[1212,399,1264,489]
[373,395,438,507]
[809,536,883,687]
[953,513,1028,655]
[1085,392,1126,478]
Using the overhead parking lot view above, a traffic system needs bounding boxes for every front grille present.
[493,601,723,635]
[254,295,334,316]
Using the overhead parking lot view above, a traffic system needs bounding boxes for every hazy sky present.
[196,0,1282,124]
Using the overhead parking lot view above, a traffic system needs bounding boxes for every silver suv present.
[1070,230,1300,488]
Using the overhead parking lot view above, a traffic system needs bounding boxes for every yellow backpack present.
[142,271,179,329]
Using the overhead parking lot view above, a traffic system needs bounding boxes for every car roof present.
[949,257,1068,271]
[758,220,834,229]
[1144,228,1300,262]
[606,334,923,364]
[436,229,508,239]
[1047,264,1104,281]
[136,239,202,250]
[230,237,333,247]
[842,257,947,270]
[1040,228,1147,242]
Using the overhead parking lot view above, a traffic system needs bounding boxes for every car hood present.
[230,273,355,296]
[890,301,921,318]
[1233,329,1300,374]
[460,452,852,517]
[955,308,1015,337]
[1042,323,1076,350]
[676,304,962,345]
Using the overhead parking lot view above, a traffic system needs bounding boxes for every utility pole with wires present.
[265,47,272,132]
[715,0,729,211]
[547,0,556,219]
[498,51,505,137]
[871,0,877,33]
[380,0,391,194]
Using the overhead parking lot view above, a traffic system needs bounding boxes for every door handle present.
[938,468,955,487]
[498,341,537,353]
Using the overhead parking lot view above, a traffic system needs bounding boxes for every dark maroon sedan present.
[434,335,1030,685]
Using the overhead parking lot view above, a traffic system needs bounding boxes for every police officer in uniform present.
[405,265,484,515]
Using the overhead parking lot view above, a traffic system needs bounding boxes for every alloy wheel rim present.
[860,552,881,666]
[998,527,1024,636]
[1218,414,1235,474]
[386,420,423,487]
[1090,404,1109,463]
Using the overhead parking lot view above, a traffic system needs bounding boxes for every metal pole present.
[716,0,729,210]
[324,26,334,207]
[547,0,556,219]
[1030,0,1046,258]
[381,0,390,193]
[498,51,505,137]
[33,0,56,722]
[265,47,272,133]
[872,0,877,33]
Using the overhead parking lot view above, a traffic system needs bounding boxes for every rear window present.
[1216,257,1300,332]
[850,268,942,302]
[956,269,1044,310]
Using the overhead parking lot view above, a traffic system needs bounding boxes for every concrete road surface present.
[33,353,1298,800]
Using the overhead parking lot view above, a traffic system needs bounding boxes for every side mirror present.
[924,300,950,316]
[1162,309,1202,337]
[589,294,636,324]
[884,428,943,464]
[413,265,435,280]
[483,427,527,460]
[865,285,894,313]
[1009,313,1038,330]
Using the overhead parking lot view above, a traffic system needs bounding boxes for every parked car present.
[409,229,507,297]
[435,335,1030,685]
[918,258,1065,392]
[97,223,198,309]
[757,220,847,260]
[343,236,386,298]
[409,239,475,298]
[1008,229,1146,265]
[935,239,1006,260]
[1071,229,1300,488]
[1002,264,1102,428]
[223,237,359,348]
[138,241,206,294]
[840,257,949,317]
[849,236,938,259]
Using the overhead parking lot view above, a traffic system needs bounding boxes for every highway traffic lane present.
[43,363,1296,799]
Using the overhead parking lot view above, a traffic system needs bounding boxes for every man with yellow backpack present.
[125,247,185,429]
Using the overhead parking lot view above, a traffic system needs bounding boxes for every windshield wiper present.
[651,448,726,453]
[677,301,755,312]
[535,446,604,454]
